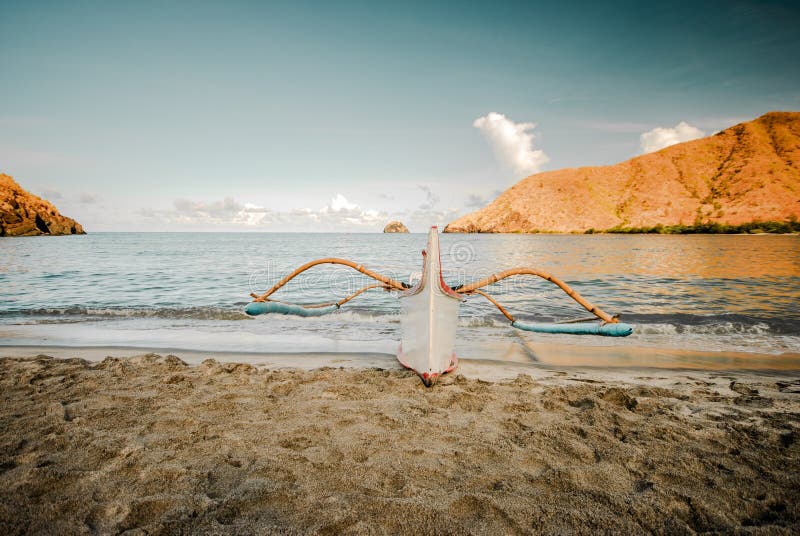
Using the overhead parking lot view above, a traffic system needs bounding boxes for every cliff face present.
[0,174,85,236]
[445,112,800,233]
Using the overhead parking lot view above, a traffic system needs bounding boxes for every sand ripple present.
[0,354,798,534]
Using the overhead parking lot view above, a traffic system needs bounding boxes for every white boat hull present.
[398,227,463,386]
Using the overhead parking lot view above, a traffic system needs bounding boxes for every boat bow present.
[397,227,463,386]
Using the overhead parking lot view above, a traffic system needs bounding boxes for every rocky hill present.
[383,221,409,233]
[0,174,85,236]
[445,112,800,233]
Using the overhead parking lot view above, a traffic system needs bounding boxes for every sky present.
[1,0,799,232]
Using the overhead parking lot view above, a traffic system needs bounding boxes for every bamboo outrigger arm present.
[261,283,390,309]
[465,285,632,337]
[469,289,515,322]
[456,268,618,324]
[249,258,407,302]
[246,258,624,332]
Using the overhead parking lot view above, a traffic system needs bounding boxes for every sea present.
[1,232,799,369]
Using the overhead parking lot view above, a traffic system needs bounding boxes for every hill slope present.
[445,112,800,233]
[0,174,85,236]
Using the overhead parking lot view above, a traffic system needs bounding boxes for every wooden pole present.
[337,284,389,307]
[470,289,515,322]
[248,259,617,325]
[250,283,391,310]
[250,258,406,302]
[457,268,618,324]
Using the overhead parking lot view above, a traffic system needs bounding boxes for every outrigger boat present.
[246,226,632,386]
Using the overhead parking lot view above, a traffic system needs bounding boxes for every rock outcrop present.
[445,112,800,233]
[383,221,409,233]
[0,174,85,236]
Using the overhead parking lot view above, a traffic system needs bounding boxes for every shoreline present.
[442,219,800,235]
[2,345,798,390]
[2,343,799,376]
[2,345,799,395]
[1,351,798,533]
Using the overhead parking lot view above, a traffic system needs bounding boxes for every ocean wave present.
[458,316,509,328]
[2,306,252,321]
[289,309,509,328]
[634,322,772,336]
[2,307,797,337]
[298,310,401,324]
[1,306,514,329]
[623,313,799,335]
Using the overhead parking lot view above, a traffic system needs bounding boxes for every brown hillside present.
[445,112,800,233]
[0,174,85,236]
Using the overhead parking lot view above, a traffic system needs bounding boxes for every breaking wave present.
[4,308,796,337]
[2,306,252,321]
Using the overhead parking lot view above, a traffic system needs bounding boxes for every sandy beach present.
[3,0,799,533]
[1,350,798,534]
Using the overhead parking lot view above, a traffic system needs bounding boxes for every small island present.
[383,221,409,233]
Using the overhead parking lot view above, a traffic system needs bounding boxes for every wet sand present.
[1,351,799,534]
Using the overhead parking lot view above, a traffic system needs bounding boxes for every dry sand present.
[1,353,799,535]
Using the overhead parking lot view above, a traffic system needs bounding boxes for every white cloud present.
[140,193,386,230]
[171,197,268,225]
[316,194,385,226]
[135,190,503,232]
[640,121,705,154]
[321,193,358,213]
[473,112,549,176]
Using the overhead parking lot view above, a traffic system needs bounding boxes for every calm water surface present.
[1,233,798,367]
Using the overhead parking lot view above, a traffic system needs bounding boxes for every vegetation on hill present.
[587,219,800,234]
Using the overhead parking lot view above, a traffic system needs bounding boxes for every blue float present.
[244,301,338,317]
[511,320,633,337]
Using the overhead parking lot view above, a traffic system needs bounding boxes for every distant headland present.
[0,174,85,237]
[445,112,800,234]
